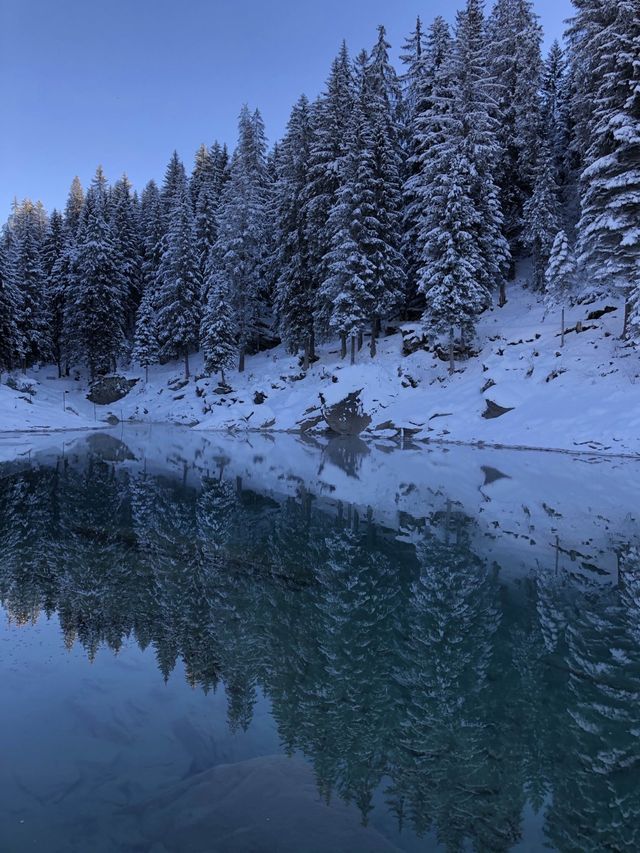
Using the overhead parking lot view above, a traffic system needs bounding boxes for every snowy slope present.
[3,284,639,457]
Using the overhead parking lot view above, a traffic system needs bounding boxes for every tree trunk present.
[184,350,190,380]
[303,339,310,371]
[220,368,225,385]
[309,327,316,362]
[357,331,363,351]
[340,333,347,360]
[623,300,631,339]
[57,359,62,379]
[238,347,245,373]
[370,319,377,358]
[350,334,356,365]
[561,306,565,348]
[499,280,507,307]
[448,327,455,375]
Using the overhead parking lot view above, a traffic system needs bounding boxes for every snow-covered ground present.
[2,283,639,457]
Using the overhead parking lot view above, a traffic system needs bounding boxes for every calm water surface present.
[0,429,638,852]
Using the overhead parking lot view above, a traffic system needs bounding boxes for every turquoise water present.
[0,431,638,852]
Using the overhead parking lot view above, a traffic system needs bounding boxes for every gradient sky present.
[0,0,574,219]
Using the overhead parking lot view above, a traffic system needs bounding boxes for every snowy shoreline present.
[2,286,639,459]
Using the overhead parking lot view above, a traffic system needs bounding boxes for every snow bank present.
[3,284,639,457]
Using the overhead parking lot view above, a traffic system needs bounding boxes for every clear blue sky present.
[0,0,574,219]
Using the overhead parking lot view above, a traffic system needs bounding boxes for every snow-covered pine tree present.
[305,43,355,340]
[70,167,126,378]
[160,151,188,225]
[421,152,491,349]
[42,209,67,376]
[132,286,159,382]
[403,17,453,303]
[272,95,317,367]
[571,0,640,334]
[155,181,199,378]
[139,180,163,298]
[454,0,510,304]
[400,16,427,129]
[522,142,560,290]
[111,175,142,341]
[487,0,544,249]
[320,52,376,364]
[57,177,84,376]
[193,144,226,302]
[200,269,236,384]
[213,105,270,372]
[190,143,214,210]
[64,176,84,235]
[364,26,407,354]
[545,230,576,345]
[0,236,19,372]
[7,200,51,367]
[542,40,572,213]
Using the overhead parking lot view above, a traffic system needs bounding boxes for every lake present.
[0,427,639,852]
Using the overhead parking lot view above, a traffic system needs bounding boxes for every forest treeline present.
[1,0,638,380]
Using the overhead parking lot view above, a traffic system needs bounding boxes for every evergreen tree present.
[571,0,640,332]
[320,53,376,363]
[213,105,270,372]
[305,43,355,340]
[132,287,159,382]
[64,176,84,235]
[200,269,236,383]
[542,40,572,209]
[454,0,510,301]
[273,95,317,366]
[70,167,125,378]
[545,230,576,309]
[403,17,453,302]
[160,151,188,224]
[522,143,560,290]
[110,175,142,340]
[42,209,67,376]
[0,237,19,372]
[400,16,427,129]
[155,182,199,378]
[139,180,164,296]
[363,26,407,353]
[488,0,544,247]
[7,200,51,366]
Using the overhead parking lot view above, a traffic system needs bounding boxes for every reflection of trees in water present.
[1,454,639,849]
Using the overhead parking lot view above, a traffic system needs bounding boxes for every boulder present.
[87,375,138,405]
[323,390,371,436]
[482,399,514,419]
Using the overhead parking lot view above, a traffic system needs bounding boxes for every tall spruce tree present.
[320,52,377,363]
[363,26,407,353]
[488,0,544,249]
[522,143,561,290]
[403,17,453,302]
[0,237,19,372]
[70,167,125,378]
[155,181,199,378]
[305,43,355,340]
[7,200,51,367]
[111,175,142,341]
[571,0,640,333]
[132,287,159,382]
[200,269,236,384]
[42,209,67,377]
[213,106,270,372]
[273,95,317,366]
